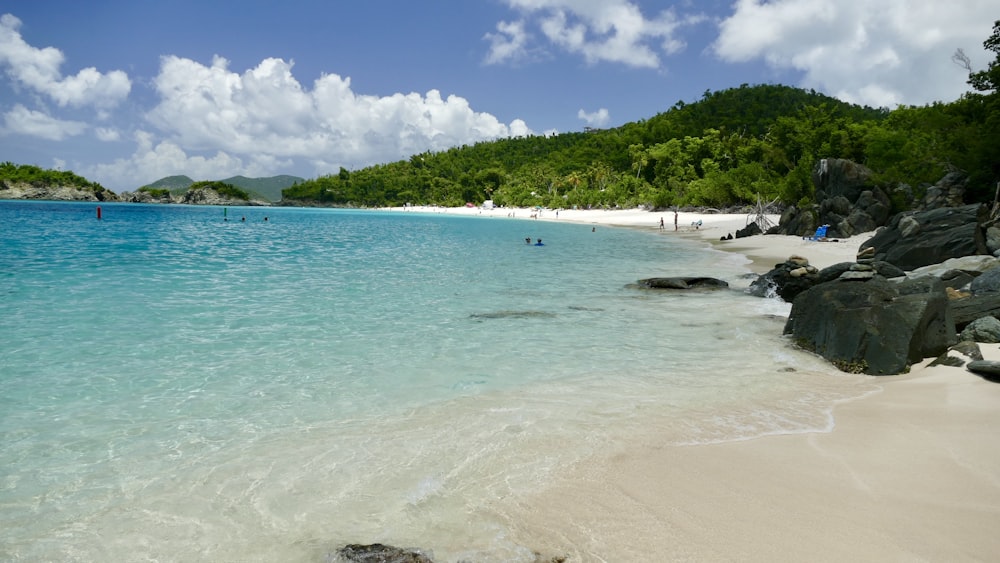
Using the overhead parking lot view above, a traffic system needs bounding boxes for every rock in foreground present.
[784,276,956,375]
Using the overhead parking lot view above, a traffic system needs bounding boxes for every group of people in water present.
[525,237,544,246]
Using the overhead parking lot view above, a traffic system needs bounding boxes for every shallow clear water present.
[0,201,874,561]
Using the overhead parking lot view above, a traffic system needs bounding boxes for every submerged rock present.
[333,543,434,563]
[636,277,729,290]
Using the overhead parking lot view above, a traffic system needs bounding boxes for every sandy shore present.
[393,206,1000,561]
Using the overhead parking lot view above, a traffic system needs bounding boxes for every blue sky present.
[1,0,996,192]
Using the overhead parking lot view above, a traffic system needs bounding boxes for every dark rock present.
[949,293,1000,331]
[637,277,729,290]
[872,261,906,278]
[748,257,819,301]
[951,340,985,361]
[929,341,984,368]
[734,222,762,238]
[939,269,977,290]
[969,267,1000,294]
[334,543,434,563]
[959,316,1000,343]
[858,203,988,271]
[813,158,873,203]
[917,171,967,210]
[815,262,855,284]
[784,277,955,375]
[966,360,1000,382]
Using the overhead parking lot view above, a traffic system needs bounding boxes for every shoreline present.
[399,205,1000,560]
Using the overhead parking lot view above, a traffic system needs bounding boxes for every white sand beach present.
[396,205,1000,561]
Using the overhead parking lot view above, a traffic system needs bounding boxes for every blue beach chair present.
[806,224,829,241]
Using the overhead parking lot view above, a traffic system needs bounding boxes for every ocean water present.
[0,201,876,561]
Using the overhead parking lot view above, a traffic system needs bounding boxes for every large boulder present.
[858,203,988,271]
[784,276,955,375]
[813,158,873,203]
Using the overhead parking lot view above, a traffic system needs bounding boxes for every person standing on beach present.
[674,210,678,231]
[659,217,665,230]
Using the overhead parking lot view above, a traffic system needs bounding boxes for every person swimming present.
[534,238,544,246]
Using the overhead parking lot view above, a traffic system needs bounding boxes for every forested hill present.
[141,174,305,202]
[281,84,897,209]
[283,76,998,210]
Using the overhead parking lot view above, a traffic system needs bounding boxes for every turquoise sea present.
[0,201,874,561]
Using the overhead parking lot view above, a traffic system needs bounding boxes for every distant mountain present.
[220,175,305,202]
[140,174,305,202]
[144,175,195,190]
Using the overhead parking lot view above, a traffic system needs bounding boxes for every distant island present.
[0,164,304,206]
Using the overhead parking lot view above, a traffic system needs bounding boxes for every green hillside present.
[220,175,305,202]
[141,174,304,202]
[144,175,195,190]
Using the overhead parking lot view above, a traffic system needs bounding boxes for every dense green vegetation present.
[284,22,1000,211]
[140,174,303,202]
[189,180,250,201]
[0,162,113,196]
[137,186,171,198]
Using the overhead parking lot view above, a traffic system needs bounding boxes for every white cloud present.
[491,0,702,67]
[577,107,610,127]
[712,0,997,107]
[94,127,120,142]
[0,13,131,108]
[2,104,87,140]
[87,130,277,189]
[484,20,532,65]
[146,55,529,167]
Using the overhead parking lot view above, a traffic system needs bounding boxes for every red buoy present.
[97,206,102,220]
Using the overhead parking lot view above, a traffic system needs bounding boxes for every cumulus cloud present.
[145,55,529,168]
[2,104,87,140]
[86,130,277,189]
[486,0,702,67]
[0,13,131,108]
[712,0,997,107]
[577,107,610,127]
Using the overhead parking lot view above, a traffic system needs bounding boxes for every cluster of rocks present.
[768,158,891,239]
[118,186,270,206]
[0,182,120,202]
[751,202,1000,375]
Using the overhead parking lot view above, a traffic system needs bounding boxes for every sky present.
[0,0,996,192]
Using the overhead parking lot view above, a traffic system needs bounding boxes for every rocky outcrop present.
[735,221,762,238]
[747,249,905,303]
[747,255,822,301]
[120,190,176,204]
[0,182,120,202]
[784,276,956,375]
[179,186,269,206]
[858,203,989,271]
[916,171,967,210]
[769,159,888,238]
[636,277,730,290]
